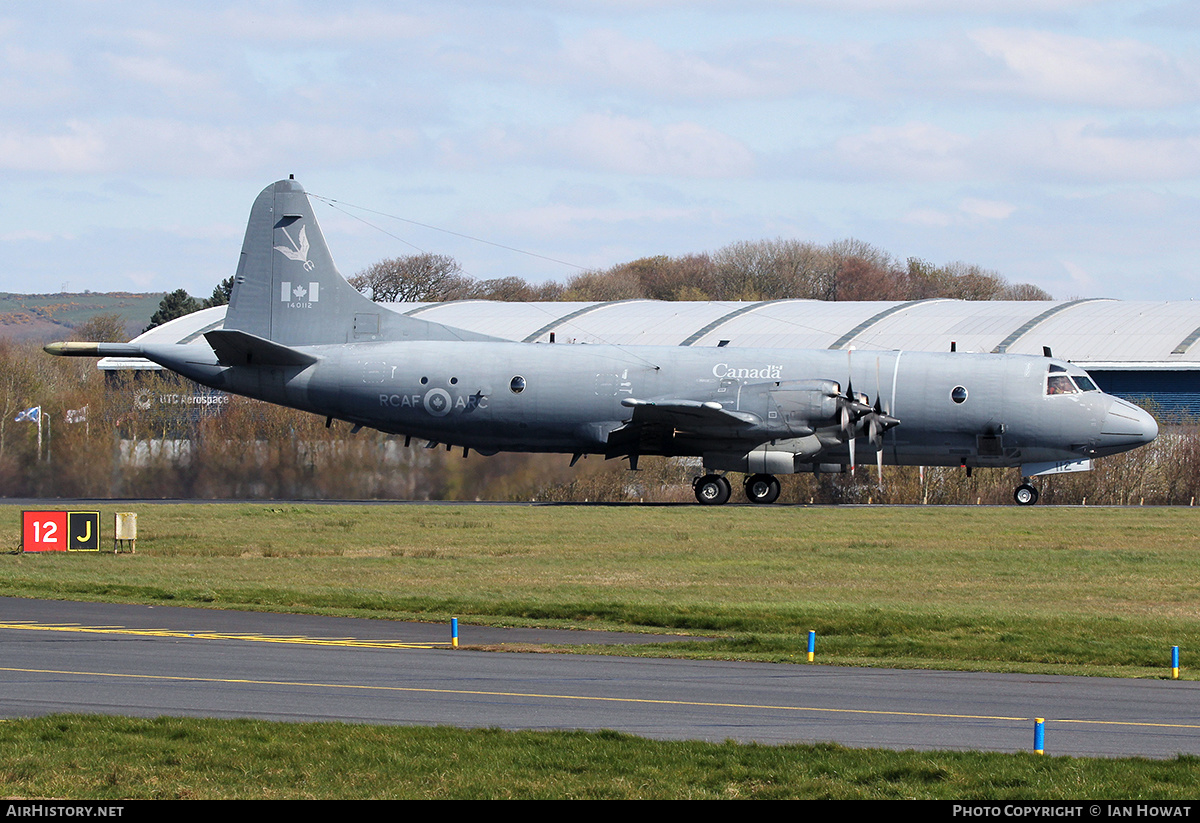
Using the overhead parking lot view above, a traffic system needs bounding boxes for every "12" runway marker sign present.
[22,511,101,552]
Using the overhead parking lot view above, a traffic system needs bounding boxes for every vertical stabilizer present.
[224,179,497,345]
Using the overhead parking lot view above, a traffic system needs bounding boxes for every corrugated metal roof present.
[99,300,1200,370]
[1012,300,1200,361]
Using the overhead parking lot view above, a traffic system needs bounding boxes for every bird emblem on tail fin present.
[274,225,314,271]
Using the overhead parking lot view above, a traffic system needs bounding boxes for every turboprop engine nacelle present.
[767,379,843,427]
[703,435,827,474]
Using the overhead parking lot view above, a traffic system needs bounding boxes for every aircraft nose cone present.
[1095,398,1158,455]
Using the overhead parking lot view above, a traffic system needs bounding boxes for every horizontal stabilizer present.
[204,329,319,367]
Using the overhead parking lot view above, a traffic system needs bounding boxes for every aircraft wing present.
[606,397,760,460]
[619,397,758,427]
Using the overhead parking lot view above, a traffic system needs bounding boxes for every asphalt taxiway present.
[2,597,1198,758]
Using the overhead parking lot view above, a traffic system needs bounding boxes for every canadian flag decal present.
[280,282,320,303]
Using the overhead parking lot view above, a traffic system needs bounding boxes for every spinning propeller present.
[837,354,900,484]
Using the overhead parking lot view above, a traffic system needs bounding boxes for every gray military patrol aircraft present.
[47,178,1159,505]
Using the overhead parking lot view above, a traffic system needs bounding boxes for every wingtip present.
[44,341,96,357]
[44,341,144,358]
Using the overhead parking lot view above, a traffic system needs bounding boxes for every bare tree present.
[561,267,646,301]
[73,313,128,343]
[1000,282,1052,301]
[349,254,471,302]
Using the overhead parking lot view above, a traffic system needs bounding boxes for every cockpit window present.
[1046,374,1079,395]
[1049,363,1067,373]
[1074,375,1099,392]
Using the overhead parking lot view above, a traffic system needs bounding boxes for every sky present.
[2,1,1199,301]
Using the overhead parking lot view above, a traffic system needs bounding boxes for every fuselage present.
[145,338,1157,471]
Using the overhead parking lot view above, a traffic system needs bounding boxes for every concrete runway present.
[2,597,1198,758]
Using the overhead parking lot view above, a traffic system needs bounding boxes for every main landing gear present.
[693,474,732,505]
[1014,482,1040,506]
[744,473,781,505]
[693,473,782,505]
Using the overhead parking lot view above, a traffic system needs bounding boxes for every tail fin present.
[225,178,497,346]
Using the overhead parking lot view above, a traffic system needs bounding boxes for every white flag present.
[66,406,88,424]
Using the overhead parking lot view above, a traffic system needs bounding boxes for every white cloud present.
[550,114,755,178]
[902,208,954,228]
[959,198,1015,220]
[832,122,972,180]
[0,122,108,173]
[970,29,1200,107]
[1059,260,1096,294]
[988,119,1200,182]
[0,119,424,175]
[123,270,161,289]
[0,229,60,243]
[0,44,76,108]
[582,0,1103,11]
[806,117,1200,185]
[195,6,443,43]
[562,29,765,99]
[102,53,229,101]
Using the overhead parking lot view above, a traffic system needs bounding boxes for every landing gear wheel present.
[693,474,732,505]
[1014,483,1039,506]
[744,473,781,504]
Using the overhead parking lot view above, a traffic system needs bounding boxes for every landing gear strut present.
[744,473,781,504]
[693,474,732,505]
[1014,483,1039,506]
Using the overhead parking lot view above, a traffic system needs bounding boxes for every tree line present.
[347,238,1050,305]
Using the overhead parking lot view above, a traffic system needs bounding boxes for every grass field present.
[4,503,1199,676]
[2,715,1199,800]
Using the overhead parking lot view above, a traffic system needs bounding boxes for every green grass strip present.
[2,715,1198,799]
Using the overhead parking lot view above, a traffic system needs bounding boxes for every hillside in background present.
[0,292,164,343]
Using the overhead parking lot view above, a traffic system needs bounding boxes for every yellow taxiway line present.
[0,620,449,649]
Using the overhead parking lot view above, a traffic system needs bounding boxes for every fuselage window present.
[1046,375,1079,395]
[510,375,526,394]
[951,386,968,404]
